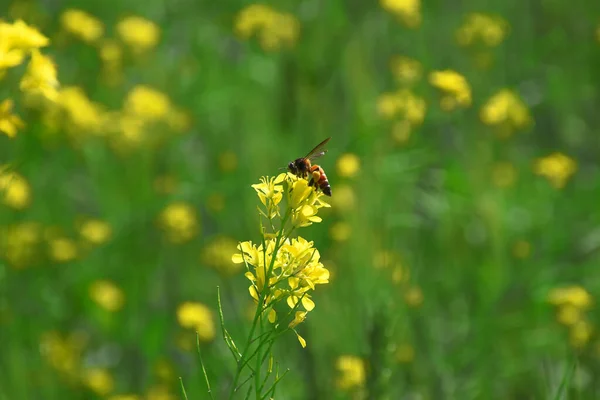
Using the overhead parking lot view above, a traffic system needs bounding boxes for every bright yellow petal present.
[302,296,315,311]
[295,331,306,348]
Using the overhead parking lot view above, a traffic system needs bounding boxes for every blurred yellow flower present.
[0,42,25,71]
[82,368,114,396]
[0,19,49,50]
[124,85,171,121]
[380,0,421,28]
[116,16,160,52]
[0,222,41,268]
[480,89,532,134]
[40,330,88,377]
[548,285,592,309]
[377,89,426,126]
[48,237,78,263]
[404,285,423,307]
[330,184,356,212]
[252,174,285,218]
[202,236,242,275]
[330,221,351,242]
[218,150,238,172]
[56,86,106,134]
[570,320,593,348]
[556,304,582,326]
[0,168,31,209]
[90,280,125,312]
[176,302,215,342]
[396,343,415,363]
[335,355,366,390]
[336,153,360,178]
[146,384,177,400]
[533,152,577,189]
[158,201,199,244]
[20,49,59,101]
[429,70,471,111]
[79,218,112,245]
[0,99,25,138]
[235,5,300,51]
[60,9,104,44]
[100,39,123,65]
[456,13,509,48]
[390,56,422,85]
[491,161,517,188]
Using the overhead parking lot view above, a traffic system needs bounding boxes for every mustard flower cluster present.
[548,285,594,348]
[1,19,58,137]
[234,5,300,51]
[232,173,331,347]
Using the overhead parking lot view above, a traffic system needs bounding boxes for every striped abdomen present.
[309,164,332,196]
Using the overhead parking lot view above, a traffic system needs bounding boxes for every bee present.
[287,137,332,196]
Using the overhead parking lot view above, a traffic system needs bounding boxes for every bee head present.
[287,161,297,174]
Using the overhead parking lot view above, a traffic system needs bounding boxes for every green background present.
[2,0,600,398]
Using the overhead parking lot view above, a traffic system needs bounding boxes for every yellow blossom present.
[158,202,199,244]
[0,19,49,51]
[116,16,160,52]
[380,0,421,28]
[20,49,59,101]
[456,13,509,48]
[0,221,41,268]
[533,152,577,189]
[48,237,78,262]
[202,236,242,275]
[0,99,25,138]
[82,368,114,396]
[0,168,31,209]
[336,153,360,178]
[235,5,300,51]
[40,330,87,378]
[557,305,582,326]
[330,222,351,242]
[429,70,471,110]
[124,85,171,121]
[108,395,141,400]
[176,302,215,342]
[390,56,422,85]
[480,89,532,134]
[548,286,592,309]
[78,218,112,245]
[0,41,25,71]
[99,39,123,65]
[251,173,286,219]
[56,86,106,134]
[570,320,593,348]
[89,280,125,312]
[377,89,426,125]
[335,355,366,390]
[146,384,177,400]
[60,9,104,44]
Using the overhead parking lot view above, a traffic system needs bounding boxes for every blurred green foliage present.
[2,0,600,399]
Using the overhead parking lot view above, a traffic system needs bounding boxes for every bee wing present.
[304,137,331,160]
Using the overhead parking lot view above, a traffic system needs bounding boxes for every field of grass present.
[2,0,600,399]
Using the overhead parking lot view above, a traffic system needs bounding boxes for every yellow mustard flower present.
[491,161,517,188]
[158,201,199,244]
[330,221,351,242]
[480,89,532,134]
[570,320,593,348]
[202,236,242,275]
[429,70,471,111]
[456,13,509,48]
[0,99,25,138]
[99,39,123,65]
[252,173,286,219]
[286,176,331,228]
[20,49,59,101]
[0,41,25,71]
[548,285,592,310]
[377,89,426,126]
[0,19,49,50]
[556,304,582,326]
[533,152,577,189]
[390,55,422,85]
[336,153,360,178]
[82,367,114,396]
[380,0,421,28]
[56,86,106,134]
[40,330,88,377]
[60,9,104,44]
[0,167,31,209]
[116,16,160,52]
[0,221,41,268]
[176,301,215,342]
[89,280,125,312]
[235,5,300,51]
[146,384,177,400]
[48,236,78,262]
[78,218,112,245]
[335,355,366,390]
[124,85,171,121]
